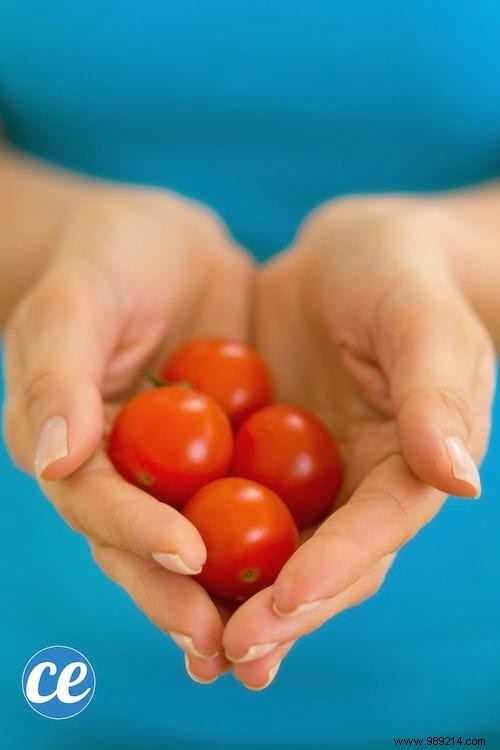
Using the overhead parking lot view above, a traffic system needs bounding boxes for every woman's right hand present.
[3,187,254,683]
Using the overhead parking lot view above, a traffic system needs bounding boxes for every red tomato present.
[159,338,274,430]
[108,386,233,508]
[232,405,342,530]
[183,477,299,601]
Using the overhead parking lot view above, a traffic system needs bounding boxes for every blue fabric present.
[1,2,500,747]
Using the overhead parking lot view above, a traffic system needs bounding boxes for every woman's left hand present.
[223,195,496,689]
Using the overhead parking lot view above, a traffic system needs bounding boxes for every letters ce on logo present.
[22,645,96,719]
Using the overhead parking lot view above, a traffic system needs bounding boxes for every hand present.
[3,187,254,683]
[223,196,496,689]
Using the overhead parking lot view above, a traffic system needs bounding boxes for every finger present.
[3,265,118,480]
[224,556,393,662]
[92,543,225,663]
[381,279,496,498]
[182,242,255,340]
[44,449,207,573]
[231,641,295,691]
[271,453,443,615]
[184,596,235,684]
[184,653,231,685]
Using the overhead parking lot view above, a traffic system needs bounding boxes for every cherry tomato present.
[108,386,233,508]
[232,405,342,530]
[183,477,299,601]
[159,338,274,430]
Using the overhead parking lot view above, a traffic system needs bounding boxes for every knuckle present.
[378,491,413,547]
[73,189,227,248]
[142,560,167,585]
[10,273,92,352]
[435,385,472,435]
[352,486,413,548]
[304,195,380,233]
[46,274,91,316]
[23,370,60,416]
[315,526,372,566]
[301,195,427,249]
[105,496,143,551]
[70,192,137,233]
[187,200,229,239]
[64,192,161,255]
[29,274,81,318]
[401,380,474,440]
[139,569,169,628]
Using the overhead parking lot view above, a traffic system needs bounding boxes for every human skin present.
[1,145,254,681]
[1,146,500,689]
[224,195,499,689]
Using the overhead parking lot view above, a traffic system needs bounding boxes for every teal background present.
[1,2,500,747]
[2,1,500,258]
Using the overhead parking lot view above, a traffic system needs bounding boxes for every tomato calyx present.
[239,567,261,584]
[147,371,193,390]
[138,470,154,486]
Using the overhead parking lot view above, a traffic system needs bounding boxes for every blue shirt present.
[1,2,499,747]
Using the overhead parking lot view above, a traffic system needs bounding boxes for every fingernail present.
[35,416,68,478]
[226,642,279,663]
[445,436,481,498]
[272,599,324,618]
[243,661,281,691]
[168,631,219,659]
[184,654,217,685]
[152,552,202,575]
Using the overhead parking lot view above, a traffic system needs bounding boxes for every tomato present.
[183,477,299,601]
[159,338,274,430]
[108,386,233,508]
[231,405,342,530]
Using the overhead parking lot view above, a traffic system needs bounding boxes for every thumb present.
[3,266,117,480]
[383,280,496,498]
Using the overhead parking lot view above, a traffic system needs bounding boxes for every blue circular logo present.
[21,645,95,720]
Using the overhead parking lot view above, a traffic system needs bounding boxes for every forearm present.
[0,145,90,327]
[438,183,500,349]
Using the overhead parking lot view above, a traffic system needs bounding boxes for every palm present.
[27,207,256,681]
[91,240,253,570]
[255,251,401,510]
[222,248,450,685]
[221,249,415,684]
[221,207,492,689]
[96,238,252,595]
